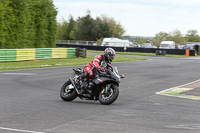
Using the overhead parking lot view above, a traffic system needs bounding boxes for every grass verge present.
[88,50,188,58]
[0,55,146,71]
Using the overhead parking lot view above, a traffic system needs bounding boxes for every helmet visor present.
[110,54,115,61]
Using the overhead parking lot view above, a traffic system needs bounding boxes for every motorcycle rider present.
[81,48,116,93]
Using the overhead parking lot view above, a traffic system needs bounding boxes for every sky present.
[53,0,200,37]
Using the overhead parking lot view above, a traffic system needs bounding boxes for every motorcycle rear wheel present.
[98,85,119,105]
[60,80,77,101]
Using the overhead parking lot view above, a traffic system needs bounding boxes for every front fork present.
[102,84,111,94]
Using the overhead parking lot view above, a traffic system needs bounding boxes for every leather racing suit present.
[84,54,109,78]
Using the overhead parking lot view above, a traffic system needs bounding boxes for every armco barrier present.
[16,49,36,61]
[67,48,76,58]
[0,49,17,62]
[0,48,76,62]
[56,44,196,56]
[52,48,67,59]
[36,48,52,59]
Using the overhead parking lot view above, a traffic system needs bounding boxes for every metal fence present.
[56,43,196,56]
[56,40,97,46]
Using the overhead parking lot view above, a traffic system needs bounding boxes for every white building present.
[101,38,133,47]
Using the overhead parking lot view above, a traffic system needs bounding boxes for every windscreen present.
[100,61,107,68]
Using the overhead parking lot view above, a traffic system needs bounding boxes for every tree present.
[56,13,126,41]
[45,0,58,47]
[66,15,75,40]
[0,0,57,49]
[60,20,68,40]
[94,17,113,40]
[56,19,65,40]
[0,0,8,48]
[1,0,16,48]
[100,15,125,38]
[75,12,96,40]
[167,29,185,44]
[153,32,169,45]
[186,30,200,42]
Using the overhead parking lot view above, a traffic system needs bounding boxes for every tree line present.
[153,29,200,45]
[132,29,200,45]
[1,0,199,49]
[56,12,126,43]
[0,0,57,49]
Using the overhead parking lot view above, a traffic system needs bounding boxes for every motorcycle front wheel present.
[60,80,77,101]
[98,85,119,105]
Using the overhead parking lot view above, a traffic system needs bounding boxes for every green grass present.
[88,50,188,58]
[0,55,146,71]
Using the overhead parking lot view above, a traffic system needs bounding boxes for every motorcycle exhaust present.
[69,77,80,94]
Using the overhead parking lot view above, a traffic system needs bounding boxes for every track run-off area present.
[1,55,200,133]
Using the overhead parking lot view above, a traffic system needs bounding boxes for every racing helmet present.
[104,48,116,61]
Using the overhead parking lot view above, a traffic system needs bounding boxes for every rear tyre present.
[98,85,119,105]
[60,80,77,101]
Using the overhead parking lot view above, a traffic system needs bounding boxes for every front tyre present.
[60,80,77,101]
[99,85,119,105]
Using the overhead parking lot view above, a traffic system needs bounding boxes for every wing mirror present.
[120,74,125,78]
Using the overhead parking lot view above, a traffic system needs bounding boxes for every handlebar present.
[107,63,112,68]
[96,62,113,75]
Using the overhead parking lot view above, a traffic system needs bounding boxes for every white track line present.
[156,79,200,101]
[156,79,200,94]
[0,127,45,133]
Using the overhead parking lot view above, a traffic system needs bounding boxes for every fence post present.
[79,48,87,58]
[76,47,79,57]
[76,48,87,58]
[185,50,189,56]
[82,48,87,58]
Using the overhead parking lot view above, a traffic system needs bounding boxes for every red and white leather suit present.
[84,54,105,78]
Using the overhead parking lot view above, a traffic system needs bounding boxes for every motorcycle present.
[60,61,124,105]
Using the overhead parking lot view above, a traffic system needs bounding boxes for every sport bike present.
[60,61,124,105]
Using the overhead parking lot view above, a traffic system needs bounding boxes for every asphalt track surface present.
[1,54,200,133]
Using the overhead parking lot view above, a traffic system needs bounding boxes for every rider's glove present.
[99,67,105,72]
